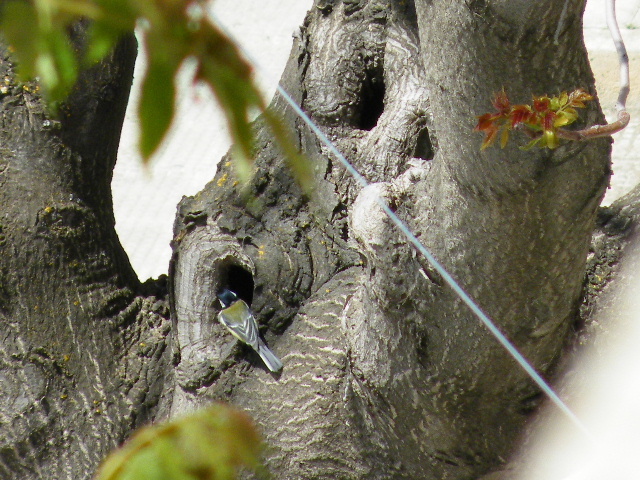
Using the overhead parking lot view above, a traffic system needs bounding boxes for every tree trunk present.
[1,1,637,479]
[0,31,172,479]
[170,0,611,478]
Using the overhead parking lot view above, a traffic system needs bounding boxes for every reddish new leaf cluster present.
[475,88,594,150]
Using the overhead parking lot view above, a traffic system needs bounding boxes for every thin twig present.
[557,111,630,140]
[606,0,630,113]
[561,0,630,140]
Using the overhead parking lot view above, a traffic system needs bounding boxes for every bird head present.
[217,288,239,308]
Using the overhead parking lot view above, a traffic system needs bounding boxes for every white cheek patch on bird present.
[216,289,283,373]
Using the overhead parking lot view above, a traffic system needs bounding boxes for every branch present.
[556,111,630,141]
[607,0,630,113]
[559,0,631,141]
[544,0,631,145]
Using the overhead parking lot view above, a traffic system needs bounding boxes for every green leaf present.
[543,129,559,149]
[43,28,79,101]
[86,23,121,65]
[127,436,195,480]
[550,91,569,111]
[138,53,179,161]
[1,1,79,102]
[1,0,315,190]
[118,442,175,480]
[263,109,315,192]
[554,110,578,128]
[521,137,542,150]
[193,22,272,185]
[96,403,264,480]
[198,33,315,191]
[500,127,509,148]
[1,1,40,79]
[199,60,260,183]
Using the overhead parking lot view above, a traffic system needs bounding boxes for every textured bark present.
[579,184,640,349]
[170,0,610,479]
[0,1,637,480]
[0,32,171,479]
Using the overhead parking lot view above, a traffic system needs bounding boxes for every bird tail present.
[257,340,283,372]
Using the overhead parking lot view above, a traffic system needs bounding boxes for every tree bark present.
[0,31,172,479]
[0,1,637,480]
[169,0,612,478]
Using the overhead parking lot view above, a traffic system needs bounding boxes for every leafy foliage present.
[0,0,312,188]
[475,88,594,150]
[95,403,266,480]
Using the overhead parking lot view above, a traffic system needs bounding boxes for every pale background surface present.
[113,0,640,281]
[113,0,314,281]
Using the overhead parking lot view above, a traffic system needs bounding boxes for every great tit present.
[216,289,283,373]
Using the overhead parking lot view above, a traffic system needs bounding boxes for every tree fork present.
[2,1,638,479]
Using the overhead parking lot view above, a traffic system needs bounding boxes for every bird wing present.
[218,300,260,349]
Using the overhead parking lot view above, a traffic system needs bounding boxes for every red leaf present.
[543,111,556,131]
[481,127,500,150]
[567,88,593,108]
[475,87,594,151]
[510,105,533,127]
[533,96,550,112]
[475,113,496,131]
[493,90,510,112]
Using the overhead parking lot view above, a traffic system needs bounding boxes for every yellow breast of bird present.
[223,301,249,324]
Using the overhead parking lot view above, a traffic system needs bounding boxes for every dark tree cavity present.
[1,1,638,479]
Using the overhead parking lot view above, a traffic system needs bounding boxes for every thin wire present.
[210,14,597,444]
[276,86,596,444]
[553,0,571,45]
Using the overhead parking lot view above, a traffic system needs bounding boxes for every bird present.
[216,288,283,373]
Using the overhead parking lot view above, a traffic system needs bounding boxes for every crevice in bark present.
[413,126,434,160]
[316,0,336,15]
[358,68,385,130]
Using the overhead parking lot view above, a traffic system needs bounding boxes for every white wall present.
[113,1,313,281]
